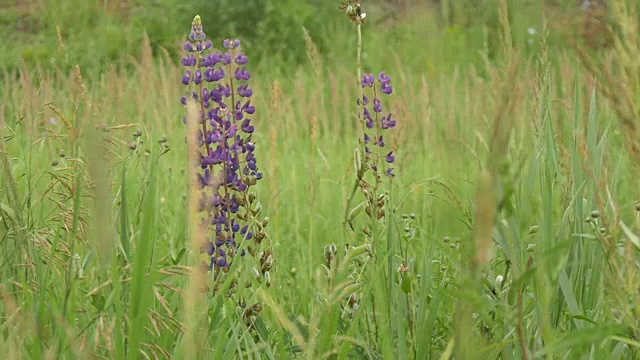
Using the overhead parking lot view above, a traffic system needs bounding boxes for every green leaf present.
[127,152,159,360]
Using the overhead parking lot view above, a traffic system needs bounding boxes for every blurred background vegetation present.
[0,0,615,77]
[4,0,640,358]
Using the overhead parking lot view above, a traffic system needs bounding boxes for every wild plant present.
[334,0,419,355]
[340,0,399,278]
[179,15,273,330]
[574,0,640,343]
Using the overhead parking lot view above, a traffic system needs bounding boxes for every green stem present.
[343,22,366,233]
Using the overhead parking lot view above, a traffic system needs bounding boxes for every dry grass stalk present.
[181,99,209,358]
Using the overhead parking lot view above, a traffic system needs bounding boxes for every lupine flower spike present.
[356,71,397,223]
[180,15,272,302]
[356,72,396,181]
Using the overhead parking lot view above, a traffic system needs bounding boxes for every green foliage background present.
[3,0,640,359]
[0,0,591,75]
[1,0,347,72]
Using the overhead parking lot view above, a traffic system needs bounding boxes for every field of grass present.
[2,1,640,359]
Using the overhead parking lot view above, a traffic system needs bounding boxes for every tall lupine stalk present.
[341,1,397,240]
[180,15,272,325]
[357,72,396,230]
[338,1,404,348]
[339,1,398,258]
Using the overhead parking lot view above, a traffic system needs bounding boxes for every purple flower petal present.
[235,53,248,65]
[373,98,383,112]
[385,168,395,178]
[386,151,395,163]
[182,71,191,85]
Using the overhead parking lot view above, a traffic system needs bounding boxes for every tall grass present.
[2,2,640,359]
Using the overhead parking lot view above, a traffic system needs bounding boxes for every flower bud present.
[263,254,273,272]
[401,271,413,293]
[494,275,504,292]
[346,243,371,258]
[363,226,372,237]
[251,202,262,216]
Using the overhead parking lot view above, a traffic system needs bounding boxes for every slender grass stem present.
[343,22,366,234]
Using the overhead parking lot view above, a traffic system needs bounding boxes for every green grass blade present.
[127,153,159,359]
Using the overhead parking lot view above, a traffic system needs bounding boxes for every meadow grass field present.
[2,0,640,359]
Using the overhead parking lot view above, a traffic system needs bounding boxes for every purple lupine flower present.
[180,15,271,286]
[356,95,369,106]
[235,53,248,65]
[205,68,225,82]
[203,53,222,67]
[182,55,197,67]
[381,113,396,129]
[357,70,399,187]
[223,39,241,49]
[237,84,253,97]
[221,39,241,49]
[373,98,382,113]
[221,53,232,65]
[242,100,256,114]
[241,119,254,133]
[385,168,395,177]
[366,119,374,129]
[235,67,251,81]
[182,71,192,85]
[362,73,375,87]
[386,151,395,163]
[378,72,390,84]
[194,70,203,84]
[189,16,206,41]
